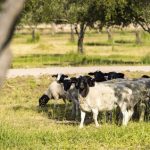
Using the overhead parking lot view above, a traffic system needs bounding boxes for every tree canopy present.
[20,0,150,52]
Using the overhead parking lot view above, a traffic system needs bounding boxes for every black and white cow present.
[88,71,124,122]
[52,74,68,83]
[104,72,124,80]
[74,76,150,128]
[88,70,124,82]
[88,71,106,82]
[39,74,68,107]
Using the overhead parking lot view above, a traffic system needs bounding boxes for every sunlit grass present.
[10,30,150,68]
[0,72,150,149]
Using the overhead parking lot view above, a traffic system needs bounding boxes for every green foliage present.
[21,0,44,25]
[18,0,150,53]
[42,0,67,23]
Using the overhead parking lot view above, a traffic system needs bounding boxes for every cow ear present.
[52,74,58,78]
[87,78,95,87]
[70,77,78,83]
[74,80,80,89]
[88,72,94,75]
[63,82,71,91]
[64,75,68,78]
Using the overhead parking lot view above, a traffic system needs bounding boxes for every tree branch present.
[138,21,150,33]
[74,24,79,36]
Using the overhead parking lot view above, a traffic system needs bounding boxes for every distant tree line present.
[20,0,150,53]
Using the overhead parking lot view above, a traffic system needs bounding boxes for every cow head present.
[52,74,68,83]
[39,94,50,107]
[88,71,106,82]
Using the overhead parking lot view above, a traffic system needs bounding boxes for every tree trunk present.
[78,24,86,54]
[135,30,141,44]
[134,25,141,44]
[107,27,113,42]
[70,24,75,42]
[0,0,25,88]
[51,23,56,35]
[32,28,35,41]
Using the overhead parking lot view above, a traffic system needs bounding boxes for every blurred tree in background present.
[20,0,44,41]
[20,0,150,52]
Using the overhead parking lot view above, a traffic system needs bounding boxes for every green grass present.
[10,30,150,68]
[142,53,150,64]
[12,53,140,68]
[0,72,150,149]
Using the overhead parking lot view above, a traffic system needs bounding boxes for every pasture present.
[0,71,150,149]
[11,30,150,68]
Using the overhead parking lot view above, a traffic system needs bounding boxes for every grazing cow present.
[88,71,124,122]
[88,70,124,82]
[141,75,150,78]
[88,71,106,82]
[39,74,68,107]
[104,72,125,80]
[74,76,150,128]
[52,74,68,83]
[59,75,96,119]
[39,80,67,107]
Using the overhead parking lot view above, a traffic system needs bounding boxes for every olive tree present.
[21,0,44,41]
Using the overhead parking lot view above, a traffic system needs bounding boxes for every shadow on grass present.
[37,103,79,122]
[36,103,96,125]
[36,103,123,126]
[70,58,140,66]
[85,42,112,46]
[12,105,34,111]
[115,40,134,44]
[85,40,134,46]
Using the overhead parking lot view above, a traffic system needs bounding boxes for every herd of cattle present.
[39,71,150,128]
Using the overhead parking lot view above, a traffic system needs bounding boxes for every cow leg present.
[122,108,133,126]
[75,103,79,120]
[63,98,67,109]
[139,102,146,122]
[79,110,86,128]
[72,99,79,120]
[127,108,134,122]
[71,102,76,118]
[63,98,68,120]
[106,111,113,123]
[53,95,59,109]
[122,110,128,126]
[92,108,99,127]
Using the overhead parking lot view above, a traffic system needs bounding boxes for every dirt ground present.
[7,66,150,78]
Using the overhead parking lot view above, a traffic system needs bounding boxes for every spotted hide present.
[77,77,150,128]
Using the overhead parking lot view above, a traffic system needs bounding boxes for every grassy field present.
[11,30,150,68]
[0,71,150,149]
